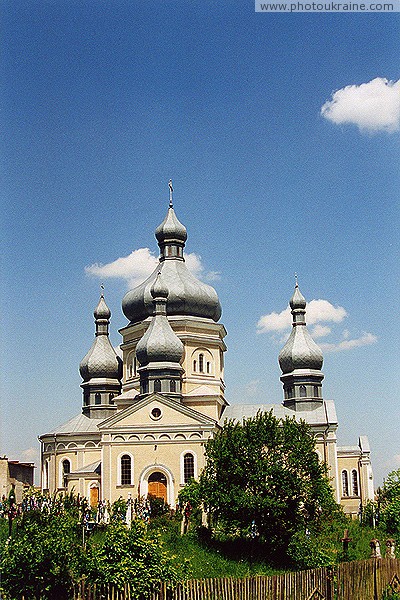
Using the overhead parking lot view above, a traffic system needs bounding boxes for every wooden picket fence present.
[3,558,399,599]
[70,557,400,600]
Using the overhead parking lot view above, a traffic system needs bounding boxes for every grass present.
[155,518,280,579]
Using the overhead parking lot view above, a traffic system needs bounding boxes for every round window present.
[150,407,162,420]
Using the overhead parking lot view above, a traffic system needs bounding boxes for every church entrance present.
[90,486,99,508]
[147,471,167,502]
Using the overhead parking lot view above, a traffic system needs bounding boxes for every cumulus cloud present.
[321,78,400,133]
[257,299,346,333]
[311,324,332,339]
[85,248,158,288]
[85,248,219,288]
[257,298,376,353]
[320,332,377,352]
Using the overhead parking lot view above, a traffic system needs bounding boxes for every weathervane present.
[168,179,173,208]
[100,283,105,296]
[294,272,298,286]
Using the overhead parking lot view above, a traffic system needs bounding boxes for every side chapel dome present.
[278,283,323,374]
[79,294,122,382]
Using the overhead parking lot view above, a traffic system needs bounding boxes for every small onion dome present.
[155,206,187,245]
[151,272,168,299]
[94,294,111,320]
[79,294,122,382]
[290,283,306,310]
[135,285,184,367]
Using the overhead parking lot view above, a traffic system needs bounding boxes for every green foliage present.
[380,469,400,537]
[147,494,169,518]
[1,510,82,600]
[85,519,188,596]
[0,493,188,600]
[178,479,201,510]
[200,411,340,563]
[158,517,278,578]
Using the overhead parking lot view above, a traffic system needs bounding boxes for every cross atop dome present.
[168,179,173,208]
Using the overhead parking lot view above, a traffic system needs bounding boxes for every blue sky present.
[1,1,399,486]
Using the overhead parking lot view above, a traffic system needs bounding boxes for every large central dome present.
[122,202,222,324]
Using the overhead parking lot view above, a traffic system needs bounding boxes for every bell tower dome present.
[278,280,324,411]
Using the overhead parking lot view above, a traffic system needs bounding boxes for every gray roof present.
[72,460,101,474]
[220,399,337,427]
[42,413,103,436]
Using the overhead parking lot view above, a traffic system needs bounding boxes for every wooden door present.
[90,486,99,508]
[147,472,167,502]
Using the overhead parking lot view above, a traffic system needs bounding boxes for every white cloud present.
[320,332,377,353]
[85,248,219,288]
[85,248,158,288]
[321,78,400,133]
[257,298,375,354]
[257,306,291,332]
[311,324,331,339]
[257,299,346,334]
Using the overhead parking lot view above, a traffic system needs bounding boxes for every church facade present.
[39,194,374,516]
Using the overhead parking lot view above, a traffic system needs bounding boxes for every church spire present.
[278,280,324,411]
[135,273,184,400]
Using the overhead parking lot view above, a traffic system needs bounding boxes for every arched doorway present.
[147,471,167,502]
[89,485,99,508]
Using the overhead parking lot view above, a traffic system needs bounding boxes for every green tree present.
[0,510,82,600]
[379,468,400,537]
[200,411,340,560]
[85,520,188,596]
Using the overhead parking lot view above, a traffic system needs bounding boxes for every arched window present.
[352,470,359,496]
[193,360,197,372]
[183,453,195,483]
[314,386,319,398]
[121,455,132,485]
[170,380,176,393]
[95,393,101,405]
[128,355,136,379]
[109,393,114,404]
[62,459,70,488]
[287,387,293,399]
[199,354,204,373]
[299,385,307,397]
[342,470,349,497]
[154,379,161,393]
[206,361,211,374]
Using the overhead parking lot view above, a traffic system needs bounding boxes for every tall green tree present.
[200,411,339,556]
[379,468,400,536]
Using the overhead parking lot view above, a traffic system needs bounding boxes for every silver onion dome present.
[122,201,221,323]
[135,274,184,367]
[79,294,122,382]
[278,283,323,374]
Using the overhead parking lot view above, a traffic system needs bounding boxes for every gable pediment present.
[98,393,216,431]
